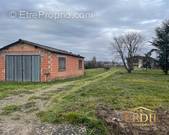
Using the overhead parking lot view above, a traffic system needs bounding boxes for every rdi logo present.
[122,107,158,126]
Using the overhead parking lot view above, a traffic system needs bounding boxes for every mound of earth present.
[96,105,169,135]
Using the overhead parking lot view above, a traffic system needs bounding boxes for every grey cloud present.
[0,0,169,61]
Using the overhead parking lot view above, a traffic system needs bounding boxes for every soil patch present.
[96,105,169,135]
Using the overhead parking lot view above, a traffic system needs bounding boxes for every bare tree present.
[111,32,144,73]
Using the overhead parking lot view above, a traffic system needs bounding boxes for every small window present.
[78,60,83,69]
[58,57,66,71]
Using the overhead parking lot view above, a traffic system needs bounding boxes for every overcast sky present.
[0,0,169,61]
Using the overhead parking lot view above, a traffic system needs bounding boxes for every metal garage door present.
[6,55,40,82]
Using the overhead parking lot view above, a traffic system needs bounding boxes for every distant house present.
[133,55,159,69]
[0,39,84,82]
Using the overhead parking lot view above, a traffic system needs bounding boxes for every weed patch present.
[1,105,21,115]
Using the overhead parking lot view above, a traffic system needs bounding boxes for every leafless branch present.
[111,32,144,73]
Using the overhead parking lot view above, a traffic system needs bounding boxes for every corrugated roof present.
[0,39,84,58]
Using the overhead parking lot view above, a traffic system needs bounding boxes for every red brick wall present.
[0,43,84,82]
[0,54,5,81]
[49,53,84,80]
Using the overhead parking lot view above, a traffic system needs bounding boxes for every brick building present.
[0,39,84,82]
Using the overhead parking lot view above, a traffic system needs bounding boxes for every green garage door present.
[6,55,40,82]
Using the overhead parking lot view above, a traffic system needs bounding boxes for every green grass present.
[0,68,105,100]
[1,68,168,134]
[1,104,21,115]
[37,68,169,135]
[0,82,49,99]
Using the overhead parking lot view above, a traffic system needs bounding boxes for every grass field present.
[0,82,49,100]
[0,69,106,100]
[37,68,169,134]
[0,68,169,134]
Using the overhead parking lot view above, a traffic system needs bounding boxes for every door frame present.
[5,54,41,82]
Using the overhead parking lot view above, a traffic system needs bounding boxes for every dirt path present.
[0,81,86,135]
[0,70,117,135]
